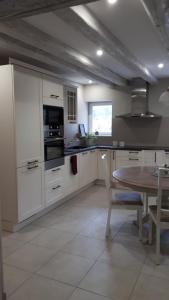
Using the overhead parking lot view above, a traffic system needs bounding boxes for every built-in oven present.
[43,105,64,170]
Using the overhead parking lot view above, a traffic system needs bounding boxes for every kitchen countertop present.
[64,145,169,156]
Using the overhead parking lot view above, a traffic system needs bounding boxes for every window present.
[89,102,112,136]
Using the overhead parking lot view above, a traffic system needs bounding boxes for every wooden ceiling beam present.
[55,5,157,84]
[0,19,126,86]
[0,0,99,20]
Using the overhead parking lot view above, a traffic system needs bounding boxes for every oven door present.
[44,138,64,170]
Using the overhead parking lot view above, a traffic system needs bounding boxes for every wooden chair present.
[149,167,169,265]
[101,154,143,240]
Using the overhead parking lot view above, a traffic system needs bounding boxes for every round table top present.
[113,166,169,192]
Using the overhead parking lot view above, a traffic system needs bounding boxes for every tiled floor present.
[2,185,169,300]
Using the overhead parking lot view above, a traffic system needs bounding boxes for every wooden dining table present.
[113,166,169,193]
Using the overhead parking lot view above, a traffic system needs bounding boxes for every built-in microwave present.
[43,105,64,170]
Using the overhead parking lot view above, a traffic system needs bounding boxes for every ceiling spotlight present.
[96,49,103,56]
[88,80,93,84]
[158,63,164,69]
[108,0,118,4]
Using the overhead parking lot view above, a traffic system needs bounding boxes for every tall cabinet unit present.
[0,65,44,230]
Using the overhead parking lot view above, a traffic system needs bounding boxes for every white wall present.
[149,79,169,117]
[83,84,131,118]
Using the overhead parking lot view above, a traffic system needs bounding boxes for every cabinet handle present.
[129,151,139,154]
[155,152,157,163]
[52,168,61,172]
[50,94,59,99]
[82,152,88,155]
[27,160,38,165]
[90,150,95,153]
[52,185,61,190]
[27,165,39,170]
[129,158,139,161]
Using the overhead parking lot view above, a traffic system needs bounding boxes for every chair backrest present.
[101,153,111,190]
[157,167,169,222]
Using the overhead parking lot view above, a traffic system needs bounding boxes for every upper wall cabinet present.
[64,86,77,123]
[42,75,64,107]
[14,66,44,168]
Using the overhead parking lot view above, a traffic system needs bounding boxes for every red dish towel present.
[70,155,78,175]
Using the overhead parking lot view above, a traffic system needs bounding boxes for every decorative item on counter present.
[79,133,97,147]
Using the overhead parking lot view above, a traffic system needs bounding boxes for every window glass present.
[89,102,112,136]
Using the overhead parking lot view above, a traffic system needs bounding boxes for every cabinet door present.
[143,151,156,166]
[64,86,77,123]
[89,150,98,182]
[156,151,164,166]
[17,163,44,222]
[43,75,63,107]
[97,150,111,180]
[14,66,43,168]
[64,155,79,196]
[79,152,90,188]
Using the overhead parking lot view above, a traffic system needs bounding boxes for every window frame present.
[88,101,112,137]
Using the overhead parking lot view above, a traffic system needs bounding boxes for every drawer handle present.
[27,160,38,165]
[129,151,139,154]
[50,94,59,99]
[90,150,95,153]
[82,152,88,155]
[52,185,61,190]
[129,158,139,161]
[52,168,61,172]
[27,165,38,170]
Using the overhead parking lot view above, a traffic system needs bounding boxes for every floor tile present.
[68,288,112,300]
[62,235,106,260]
[2,237,26,259]
[131,273,169,300]
[8,274,74,300]
[30,228,76,251]
[141,255,169,279]
[79,261,139,300]
[9,225,46,242]
[37,252,94,286]
[3,264,31,297]
[4,244,56,272]
[99,242,146,271]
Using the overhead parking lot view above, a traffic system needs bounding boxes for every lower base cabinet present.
[45,166,64,207]
[97,150,111,180]
[17,162,44,222]
[64,155,79,196]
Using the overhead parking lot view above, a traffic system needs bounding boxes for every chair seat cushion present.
[112,191,143,206]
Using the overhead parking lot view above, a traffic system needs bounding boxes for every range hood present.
[116,79,161,119]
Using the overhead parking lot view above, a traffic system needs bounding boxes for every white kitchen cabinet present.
[64,86,77,123]
[116,150,142,169]
[0,64,45,231]
[88,150,98,182]
[97,150,111,180]
[17,163,44,222]
[64,155,79,196]
[43,75,64,107]
[142,150,164,166]
[15,66,43,168]
[111,150,116,173]
[79,151,91,188]
[45,165,64,207]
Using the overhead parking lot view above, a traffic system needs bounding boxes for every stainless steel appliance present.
[43,105,64,170]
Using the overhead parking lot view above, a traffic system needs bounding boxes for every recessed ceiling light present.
[108,0,118,4]
[96,49,103,56]
[158,63,164,69]
[88,80,93,84]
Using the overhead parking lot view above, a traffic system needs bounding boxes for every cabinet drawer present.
[43,76,63,106]
[45,166,64,185]
[45,181,63,207]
